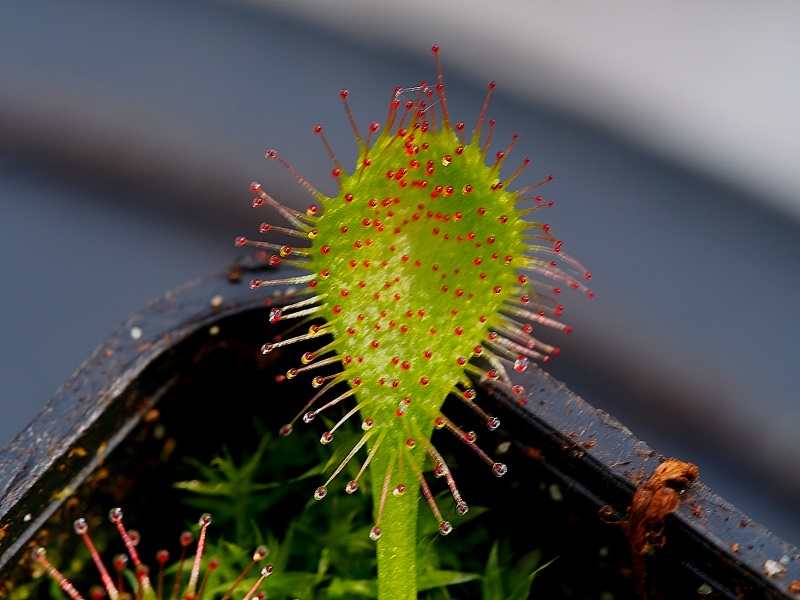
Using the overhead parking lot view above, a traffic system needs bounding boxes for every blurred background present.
[1,0,798,544]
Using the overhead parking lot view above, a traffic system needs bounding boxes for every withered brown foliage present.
[603,458,699,597]
[626,459,699,554]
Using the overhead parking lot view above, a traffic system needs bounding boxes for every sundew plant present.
[237,46,591,600]
[29,508,273,600]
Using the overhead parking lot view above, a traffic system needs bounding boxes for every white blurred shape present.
[243,0,800,220]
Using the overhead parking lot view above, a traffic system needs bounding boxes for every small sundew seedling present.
[31,509,272,600]
[239,46,590,600]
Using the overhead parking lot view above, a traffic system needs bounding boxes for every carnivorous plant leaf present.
[241,46,590,600]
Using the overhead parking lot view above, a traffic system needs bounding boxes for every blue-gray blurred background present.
[2,1,798,544]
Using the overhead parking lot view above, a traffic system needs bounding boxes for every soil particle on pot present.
[764,558,786,578]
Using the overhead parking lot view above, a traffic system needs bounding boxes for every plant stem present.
[372,450,420,600]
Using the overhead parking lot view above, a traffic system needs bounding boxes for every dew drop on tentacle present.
[31,546,47,563]
[178,531,194,550]
[314,486,328,500]
[345,480,359,494]
[127,529,141,546]
[108,508,123,523]
[393,484,406,497]
[320,431,334,445]
[369,526,382,541]
[438,521,453,536]
[492,462,508,477]
[456,501,469,516]
[73,518,88,534]
[303,411,316,423]
[113,554,128,571]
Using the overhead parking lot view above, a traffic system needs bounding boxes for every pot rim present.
[0,259,797,597]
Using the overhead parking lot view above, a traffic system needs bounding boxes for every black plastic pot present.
[1,260,798,599]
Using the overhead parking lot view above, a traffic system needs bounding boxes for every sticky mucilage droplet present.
[492,462,508,477]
